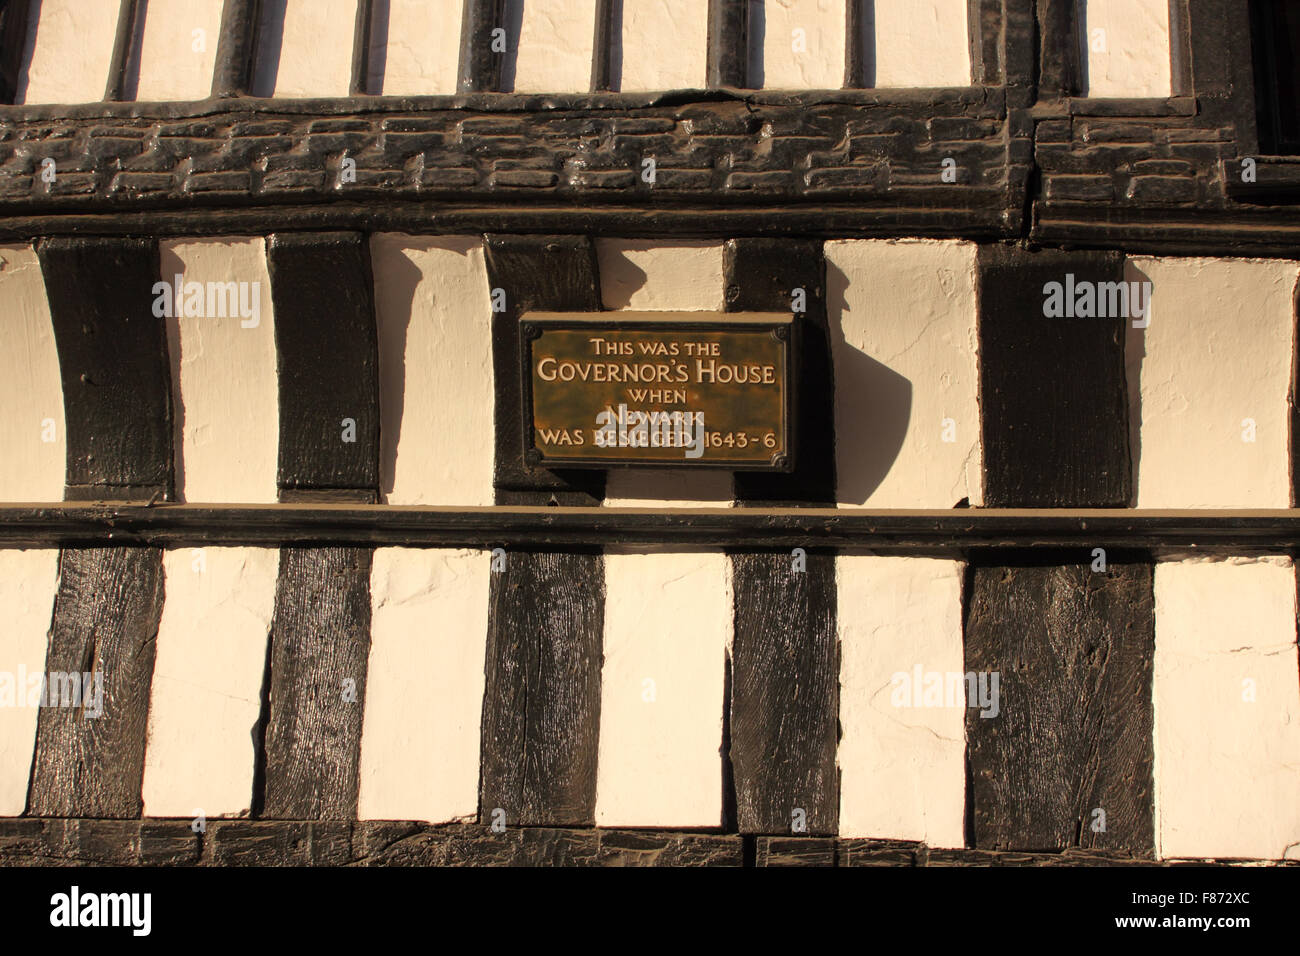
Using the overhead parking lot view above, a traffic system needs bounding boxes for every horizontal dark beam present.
[0,504,1297,552]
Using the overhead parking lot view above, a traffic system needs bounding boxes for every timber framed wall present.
[0,0,1298,867]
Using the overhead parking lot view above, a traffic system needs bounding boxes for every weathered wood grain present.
[1037,0,1083,97]
[27,548,163,818]
[964,556,1156,854]
[707,0,748,89]
[484,233,604,503]
[976,246,1131,508]
[38,237,172,501]
[260,546,372,820]
[268,232,379,498]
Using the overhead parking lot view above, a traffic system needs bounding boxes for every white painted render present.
[371,235,495,506]
[17,0,119,105]
[258,0,355,98]
[0,549,59,816]
[759,0,845,90]
[595,548,730,827]
[1153,556,1300,860]
[1083,0,1172,98]
[597,240,728,312]
[837,554,967,847]
[0,245,65,502]
[511,0,597,93]
[873,0,971,89]
[160,238,278,505]
[358,547,489,822]
[618,0,708,91]
[826,239,982,508]
[372,0,463,95]
[134,0,224,101]
[142,547,279,818]
[1127,257,1296,508]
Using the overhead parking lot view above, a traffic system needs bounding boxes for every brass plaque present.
[521,311,794,470]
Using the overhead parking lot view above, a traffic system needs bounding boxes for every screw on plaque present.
[524,449,543,467]
[771,454,789,469]
[771,325,789,341]
[523,324,543,340]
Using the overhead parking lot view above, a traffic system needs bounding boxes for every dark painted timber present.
[1,505,1297,551]
[479,235,604,828]
[38,237,173,501]
[26,549,163,818]
[707,0,748,89]
[976,246,1131,508]
[212,0,260,97]
[267,232,379,498]
[104,0,146,102]
[0,0,33,104]
[0,818,1268,866]
[965,556,1156,855]
[459,0,506,92]
[969,0,1003,85]
[351,0,375,95]
[1037,0,1082,97]
[845,0,871,88]
[258,232,380,821]
[725,239,838,836]
[590,0,616,92]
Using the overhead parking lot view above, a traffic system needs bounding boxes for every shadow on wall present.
[370,244,425,501]
[160,245,189,501]
[1123,260,1149,507]
[825,256,911,504]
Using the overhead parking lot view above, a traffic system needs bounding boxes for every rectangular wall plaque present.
[521,311,794,470]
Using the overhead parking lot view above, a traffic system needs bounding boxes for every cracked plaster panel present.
[1083,0,1171,98]
[837,554,966,847]
[511,0,597,93]
[142,548,280,818]
[1153,557,1300,861]
[259,0,355,98]
[16,0,119,105]
[595,550,730,828]
[0,549,60,815]
[1127,257,1296,509]
[759,0,844,90]
[0,245,64,502]
[618,0,708,92]
[373,0,462,95]
[135,0,224,101]
[874,0,970,89]
[357,548,488,823]
[371,235,494,506]
[161,239,278,505]
[826,239,982,508]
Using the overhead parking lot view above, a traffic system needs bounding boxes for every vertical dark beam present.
[1167,0,1192,95]
[969,246,1155,855]
[259,233,378,820]
[458,0,505,92]
[976,247,1130,508]
[969,0,1003,85]
[0,0,34,104]
[350,0,374,95]
[29,238,171,819]
[104,0,146,102]
[1292,274,1300,507]
[708,0,748,88]
[590,0,616,92]
[479,235,604,827]
[1036,0,1083,97]
[845,0,873,88]
[965,558,1156,854]
[1003,0,1037,100]
[1188,0,1258,137]
[212,0,259,98]
[725,240,839,836]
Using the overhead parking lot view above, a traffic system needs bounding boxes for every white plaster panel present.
[873,0,971,88]
[595,549,730,827]
[1083,0,1172,98]
[0,244,65,501]
[758,0,845,90]
[371,235,495,506]
[618,0,708,91]
[373,0,463,94]
[161,238,278,504]
[358,547,489,822]
[258,0,356,97]
[135,0,224,101]
[1153,557,1300,860]
[142,547,279,818]
[826,239,982,508]
[837,554,967,847]
[18,0,119,105]
[512,0,597,93]
[0,549,59,815]
[1127,256,1296,508]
